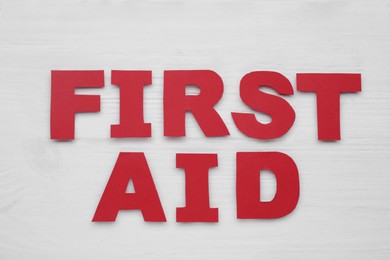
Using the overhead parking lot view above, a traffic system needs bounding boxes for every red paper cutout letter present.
[93,153,166,222]
[164,70,229,137]
[176,154,218,222]
[297,73,362,140]
[237,152,299,219]
[50,70,104,140]
[111,71,152,138]
[232,71,295,139]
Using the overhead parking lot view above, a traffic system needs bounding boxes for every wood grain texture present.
[0,0,390,259]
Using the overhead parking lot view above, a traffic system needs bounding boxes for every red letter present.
[297,73,362,140]
[176,154,218,222]
[50,70,104,140]
[93,153,166,222]
[232,71,295,139]
[111,71,152,138]
[164,70,229,137]
[237,152,299,219]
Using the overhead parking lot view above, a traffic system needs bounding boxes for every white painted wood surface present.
[0,0,389,259]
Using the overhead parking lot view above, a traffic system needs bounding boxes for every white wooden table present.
[0,0,389,259]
